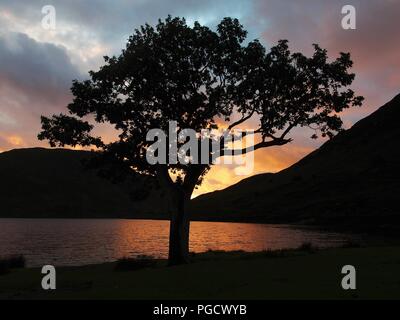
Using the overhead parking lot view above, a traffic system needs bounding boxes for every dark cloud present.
[1,0,251,55]
[0,31,80,107]
[0,32,81,150]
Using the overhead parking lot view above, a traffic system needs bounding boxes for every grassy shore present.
[1,245,400,300]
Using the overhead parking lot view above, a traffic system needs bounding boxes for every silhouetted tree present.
[38,16,363,265]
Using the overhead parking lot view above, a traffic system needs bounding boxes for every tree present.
[38,16,363,265]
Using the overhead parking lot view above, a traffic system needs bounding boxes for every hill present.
[190,94,400,231]
[0,148,167,218]
[2,94,400,227]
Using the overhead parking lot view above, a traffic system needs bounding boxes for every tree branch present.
[279,118,301,140]
[217,137,291,157]
[227,107,256,130]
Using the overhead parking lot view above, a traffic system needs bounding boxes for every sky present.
[0,0,399,196]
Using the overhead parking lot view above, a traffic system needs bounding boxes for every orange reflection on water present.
[0,219,348,267]
[189,221,343,253]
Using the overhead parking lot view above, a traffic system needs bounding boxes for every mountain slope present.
[190,94,400,230]
[2,94,400,226]
[0,148,167,218]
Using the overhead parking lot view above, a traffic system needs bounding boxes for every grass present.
[341,239,364,248]
[115,255,157,271]
[0,255,25,275]
[0,246,400,300]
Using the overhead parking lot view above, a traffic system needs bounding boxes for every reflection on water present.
[0,219,351,267]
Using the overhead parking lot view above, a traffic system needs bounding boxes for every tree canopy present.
[39,16,363,192]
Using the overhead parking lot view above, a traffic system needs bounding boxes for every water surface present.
[0,219,351,267]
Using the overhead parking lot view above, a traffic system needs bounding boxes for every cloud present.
[0,32,80,105]
[0,31,81,150]
[0,135,13,152]
[252,0,400,117]
[0,0,253,71]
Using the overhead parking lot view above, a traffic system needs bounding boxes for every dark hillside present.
[0,148,167,218]
[190,94,400,232]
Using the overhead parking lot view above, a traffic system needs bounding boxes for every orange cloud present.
[6,135,24,146]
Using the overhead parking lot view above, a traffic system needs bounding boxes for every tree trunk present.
[168,189,191,265]
[156,165,205,266]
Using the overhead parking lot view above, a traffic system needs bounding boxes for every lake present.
[0,219,352,267]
